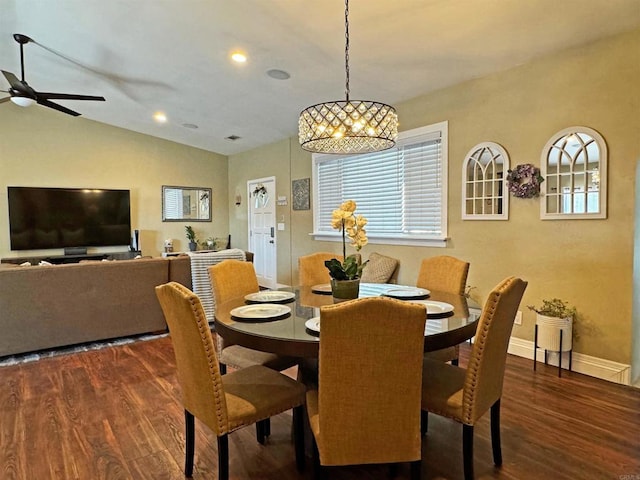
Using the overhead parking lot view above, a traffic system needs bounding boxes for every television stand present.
[1,251,141,265]
[49,253,109,264]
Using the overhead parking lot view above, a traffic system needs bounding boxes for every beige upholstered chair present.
[360,252,399,283]
[421,276,527,480]
[417,255,470,365]
[307,297,426,479]
[155,282,306,480]
[417,255,469,296]
[209,260,299,443]
[208,259,298,375]
[298,252,343,286]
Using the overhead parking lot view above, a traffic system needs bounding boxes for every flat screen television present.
[8,186,131,251]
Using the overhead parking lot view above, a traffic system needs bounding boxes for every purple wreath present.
[506,164,545,199]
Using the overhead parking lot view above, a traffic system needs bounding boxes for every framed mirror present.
[462,142,509,220]
[540,126,607,220]
[162,186,211,222]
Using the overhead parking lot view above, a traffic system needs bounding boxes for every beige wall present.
[229,28,640,364]
[0,107,228,258]
[228,138,295,285]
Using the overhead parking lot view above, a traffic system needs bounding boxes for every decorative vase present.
[330,278,360,303]
[188,241,197,252]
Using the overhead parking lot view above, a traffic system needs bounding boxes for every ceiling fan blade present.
[2,70,23,89]
[36,92,105,102]
[0,96,11,104]
[1,70,36,97]
[37,98,81,116]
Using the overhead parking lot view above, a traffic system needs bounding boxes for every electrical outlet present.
[514,310,523,325]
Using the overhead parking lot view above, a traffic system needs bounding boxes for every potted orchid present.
[324,200,368,300]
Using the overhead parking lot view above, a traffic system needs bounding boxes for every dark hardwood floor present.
[0,335,638,480]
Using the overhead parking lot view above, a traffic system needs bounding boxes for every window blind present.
[314,123,447,244]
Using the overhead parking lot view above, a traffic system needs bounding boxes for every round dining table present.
[214,283,481,358]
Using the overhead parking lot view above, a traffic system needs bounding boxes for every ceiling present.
[1,0,639,156]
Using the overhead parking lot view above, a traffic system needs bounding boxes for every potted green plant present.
[528,298,577,352]
[185,225,197,252]
[324,200,368,301]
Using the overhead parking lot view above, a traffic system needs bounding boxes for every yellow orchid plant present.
[324,200,368,280]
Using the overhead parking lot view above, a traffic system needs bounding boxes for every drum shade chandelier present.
[298,0,398,154]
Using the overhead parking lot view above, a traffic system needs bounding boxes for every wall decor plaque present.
[292,178,310,210]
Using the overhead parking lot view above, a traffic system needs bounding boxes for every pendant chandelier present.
[298,0,398,155]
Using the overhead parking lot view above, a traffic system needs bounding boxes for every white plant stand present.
[533,314,573,377]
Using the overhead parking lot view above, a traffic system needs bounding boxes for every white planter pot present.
[535,314,573,352]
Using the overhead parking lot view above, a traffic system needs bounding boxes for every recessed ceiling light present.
[231,52,247,63]
[267,69,290,80]
[153,112,167,123]
[182,123,199,129]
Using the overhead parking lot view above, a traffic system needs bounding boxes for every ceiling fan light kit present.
[1,33,105,117]
[10,96,35,107]
[298,0,398,155]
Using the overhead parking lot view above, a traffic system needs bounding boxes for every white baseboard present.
[508,337,632,386]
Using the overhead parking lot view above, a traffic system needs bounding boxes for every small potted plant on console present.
[185,226,198,252]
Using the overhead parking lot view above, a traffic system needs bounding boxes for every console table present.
[161,249,220,257]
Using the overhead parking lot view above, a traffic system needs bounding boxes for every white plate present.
[410,300,454,316]
[311,283,332,295]
[244,290,295,303]
[230,304,291,320]
[305,317,320,333]
[383,287,430,299]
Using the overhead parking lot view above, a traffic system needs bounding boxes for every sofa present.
[0,257,170,357]
[0,250,251,357]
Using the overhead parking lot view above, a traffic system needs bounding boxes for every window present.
[312,122,448,247]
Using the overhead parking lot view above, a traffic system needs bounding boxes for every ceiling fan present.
[0,33,105,116]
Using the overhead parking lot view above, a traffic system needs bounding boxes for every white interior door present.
[248,177,277,288]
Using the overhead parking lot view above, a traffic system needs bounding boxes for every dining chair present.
[298,252,343,286]
[417,255,470,365]
[306,297,427,479]
[421,276,527,480]
[208,259,298,375]
[155,282,306,480]
[209,259,299,443]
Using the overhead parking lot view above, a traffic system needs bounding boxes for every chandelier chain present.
[344,0,350,102]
